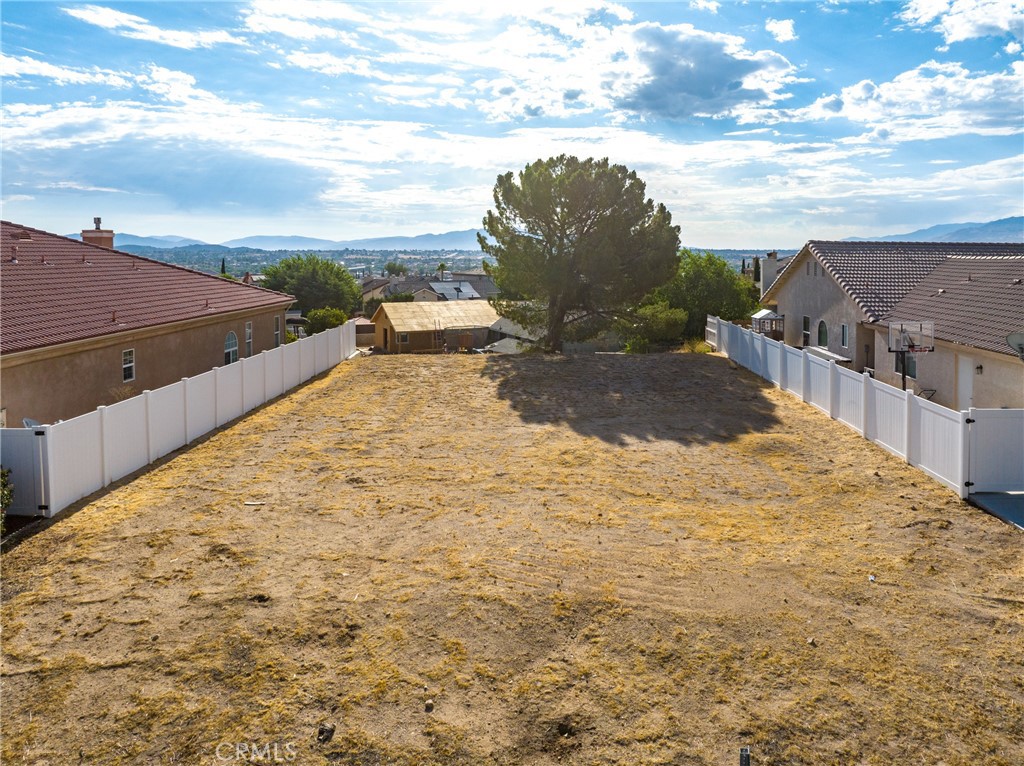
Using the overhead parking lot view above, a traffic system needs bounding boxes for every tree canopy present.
[263,253,360,315]
[480,155,680,352]
[655,249,759,338]
[305,307,348,335]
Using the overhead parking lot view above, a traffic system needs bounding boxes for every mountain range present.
[69,217,1022,252]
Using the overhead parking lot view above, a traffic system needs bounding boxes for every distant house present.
[371,301,500,353]
[759,240,1024,408]
[368,272,498,305]
[871,254,1024,409]
[0,219,294,426]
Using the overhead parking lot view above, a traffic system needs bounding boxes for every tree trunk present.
[546,298,566,353]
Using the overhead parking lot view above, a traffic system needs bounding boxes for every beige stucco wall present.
[767,251,875,370]
[870,330,1024,409]
[1,308,287,426]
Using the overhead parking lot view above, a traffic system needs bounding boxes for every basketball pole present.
[900,349,907,391]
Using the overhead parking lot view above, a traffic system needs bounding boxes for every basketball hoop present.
[888,320,934,391]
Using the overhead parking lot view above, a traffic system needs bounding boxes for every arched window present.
[817,321,828,347]
[224,331,239,365]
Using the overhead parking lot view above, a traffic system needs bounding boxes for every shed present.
[371,301,500,353]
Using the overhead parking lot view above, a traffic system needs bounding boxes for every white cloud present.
[1006,40,1023,53]
[760,60,1024,141]
[1,53,132,88]
[689,0,720,12]
[898,0,1024,44]
[63,5,247,49]
[766,19,797,43]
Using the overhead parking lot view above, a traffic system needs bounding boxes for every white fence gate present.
[705,316,1024,499]
[1,321,358,518]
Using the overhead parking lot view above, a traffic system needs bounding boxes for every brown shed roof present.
[371,300,499,332]
[763,241,1024,322]
[881,255,1024,356]
[1,220,294,355]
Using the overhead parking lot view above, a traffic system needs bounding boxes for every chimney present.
[761,250,779,297]
[81,217,114,249]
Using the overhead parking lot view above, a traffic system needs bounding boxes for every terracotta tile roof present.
[882,255,1024,356]
[1,220,294,355]
[764,241,1024,322]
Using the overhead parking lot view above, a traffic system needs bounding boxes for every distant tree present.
[753,256,761,283]
[220,257,227,275]
[384,260,408,276]
[741,257,747,274]
[437,262,448,280]
[616,300,688,353]
[655,249,759,338]
[480,155,680,352]
[305,307,348,335]
[263,253,360,315]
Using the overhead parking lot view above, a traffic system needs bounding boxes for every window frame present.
[841,323,849,348]
[224,331,239,365]
[801,316,811,346]
[245,321,253,358]
[817,320,828,347]
[895,352,917,379]
[274,316,281,348]
[122,348,135,383]
[397,332,410,344]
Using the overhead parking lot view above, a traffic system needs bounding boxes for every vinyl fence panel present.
[283,342,302,391]
[834,365,864,432]
[869,382,908,459]
[910,397,967,495]
[186,370,217,442]
[263,347,285,400]
[805,356,831,413]
[102,398,150,483]
[968,409,1024,492]
[300,336,317,381]
[242,355,266,414]
[764,338,782,386]
[48,413,104,513]
[148,382,187,461]
[782,346,803,396]
[216,363,245,426]
[0,428,49,515]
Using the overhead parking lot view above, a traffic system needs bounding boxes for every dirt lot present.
[2,352,1021,765]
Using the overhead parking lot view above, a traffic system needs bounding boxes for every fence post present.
[262,350,269,404]
[778,343,787,391]
[182,378,191,444]
[144,390,154,464]
[98,405,111,486]
[861,372,872,438]
[903,388,914,463]
[828,361,838,419]
[213,367,221,427]
[959,408,973,500]
[760,333,769,381]
[801,350,811,403]
[240,358,246,413]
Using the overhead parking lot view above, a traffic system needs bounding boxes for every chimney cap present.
[94,217,102,230]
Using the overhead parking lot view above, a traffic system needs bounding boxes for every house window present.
[398,332,409,344]
[224,331,238,365]
[895,352,917,379]
[806,261,810,276]
[274,316,281,348]
[122,349,135,382]
[802,316,811,346]
[245,322,253,357]
[813,262,818,277]
[817,321,828,346]
[841,324,849,348]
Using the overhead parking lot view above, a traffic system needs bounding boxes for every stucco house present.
[0,219,294,426]
[872,254,1024,409]
[759,240,1023,408]
[371,301,499,353]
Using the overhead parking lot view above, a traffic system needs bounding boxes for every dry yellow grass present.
[2,352,1021,765]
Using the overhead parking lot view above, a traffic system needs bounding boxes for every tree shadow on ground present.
[480,352,781,446]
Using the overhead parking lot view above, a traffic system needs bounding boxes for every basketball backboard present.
[888,320,935,353]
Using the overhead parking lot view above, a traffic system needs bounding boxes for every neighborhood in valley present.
[2,2,1023,765]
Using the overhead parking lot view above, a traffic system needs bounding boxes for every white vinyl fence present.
[2,321,357,517]
[705,316,1024,499]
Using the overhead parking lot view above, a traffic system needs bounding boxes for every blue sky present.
[2,1,1022,247]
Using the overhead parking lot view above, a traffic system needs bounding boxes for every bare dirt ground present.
[2,352,1021,766]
